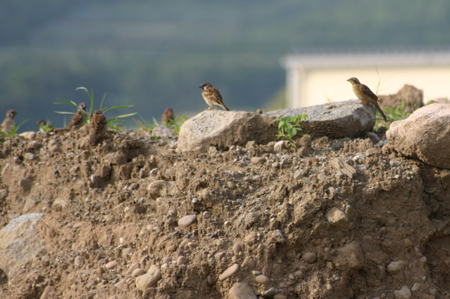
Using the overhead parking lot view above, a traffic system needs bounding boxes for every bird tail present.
[375,105,388,121]
[221,103,230,111]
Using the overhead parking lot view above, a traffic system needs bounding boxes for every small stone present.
[274,141,285,152]
[366,147,382,156]
[74,256,82,267]
[387,260,407,273]
[272,229,286,243]
[207,275,214,285]
[255,275,270,284]
[135,265,161,291]
[132,268,146,277]
[178,215,197,227]
[24,153,35,160]
[127,262,140,275]
[302,177,311,184]
[274,295,288,299]
[411,283,420,292]
[203,211,211,219]
[39,286,52,299]
[242,257,256,270]
[229,281,257,299]
[219,263,240,281]
[105,261,118,269]
[302,252,317,263]
[394,286,411,299]
[326,207,348,224]
[177,256,188,265]
[251,157,267,164]
[233,242,242,255]
[262,287,279,297]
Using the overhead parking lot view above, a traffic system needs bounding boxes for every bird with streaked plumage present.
[90,110,107,145]
[347,77,387,121]
[68,103,88,130]
[199,82,229,111]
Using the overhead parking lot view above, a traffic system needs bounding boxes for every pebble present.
[274,141,285,152]
[262,287,279,297]
[274,295,287,299]
[132,268,146,277]
[105,261,118,269]
[393,286,411,299]
[255,275,270,284]
[74,256,82,267]
[242,257,256,270]
[251,157,266,164]
[302,177,311,184]
[203,211,211,219]
[135,265,161,291]
[411,283,420,291]
[177,256,188,265]
[40,286,52,299]
[229,281,257,299]
[387,260,407,273]
[325,207,348,224]
[178,215,197,227]
[219,263,240,281]
[302,252,317,263]
[24,153,35,160]
[272,229,286,243]
[233,242,242,255]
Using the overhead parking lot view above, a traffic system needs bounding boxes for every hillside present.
[1,124,450,298]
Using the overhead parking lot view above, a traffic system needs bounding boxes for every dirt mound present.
[1,128,450,298]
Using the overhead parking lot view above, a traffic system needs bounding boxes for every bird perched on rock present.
[68,102,88,130]
[90,110,107,145]
[37,119,54,133]
[199,82,229,111]
[162,108,175,125]
[347,77,387,121]
[0,110,18,134]
[256,109,264,114]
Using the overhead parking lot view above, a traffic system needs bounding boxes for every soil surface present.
[1,127,450,299]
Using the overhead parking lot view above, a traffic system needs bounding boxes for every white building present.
[282,46,450,108]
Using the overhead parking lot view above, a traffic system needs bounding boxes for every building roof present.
[282,45,450,68]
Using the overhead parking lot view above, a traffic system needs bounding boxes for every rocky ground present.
[1,122,450,299]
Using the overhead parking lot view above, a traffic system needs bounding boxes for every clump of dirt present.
[1,128,450,299]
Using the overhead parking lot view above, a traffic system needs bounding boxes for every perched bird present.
[162,108,175,125]
[37,119,54,133]
[347,77,387,121]
[0,110,18,134]
[256,109,264,114]
[199,82,229,111]
[90,110,107,145]
[68,102,88,130]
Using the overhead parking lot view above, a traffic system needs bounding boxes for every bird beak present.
[346,78,351,82]
[199,85,203,89]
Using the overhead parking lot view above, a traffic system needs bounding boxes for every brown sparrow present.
[37,119,54,133]
[68,102,88,130]
[199,82,229,111]
[90,110,107,145]
[0,110,18,133]
[162,108,175,125]
[347,77,387,121]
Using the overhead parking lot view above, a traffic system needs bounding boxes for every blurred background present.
[1,0,450,131]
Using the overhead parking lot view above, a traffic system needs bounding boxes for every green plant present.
[0,120,29,138]
[55,87,136,130]
[164,115,188,134]
[37,120,54,133]
[374,98,420,130]
[272,112,308,147]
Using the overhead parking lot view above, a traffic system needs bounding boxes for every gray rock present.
[302,252,317,263]
[326,207,348,224]
[0,213,45,277]
[387,104,450,169]
[266,100,376,138]
[229,281,257,299]
[178,215,197,227]
[255,275,270,284]
[178,111,277,153]
[387,260,407,273]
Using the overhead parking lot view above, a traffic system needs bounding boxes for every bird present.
[162,108,175,125]
[199,82,229,111]
[90,110,107,145]
[68,102,88,130]
[37,119,54,133]
[0,110,18,134]
[256,109,264,114]
[347,77,387,121]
